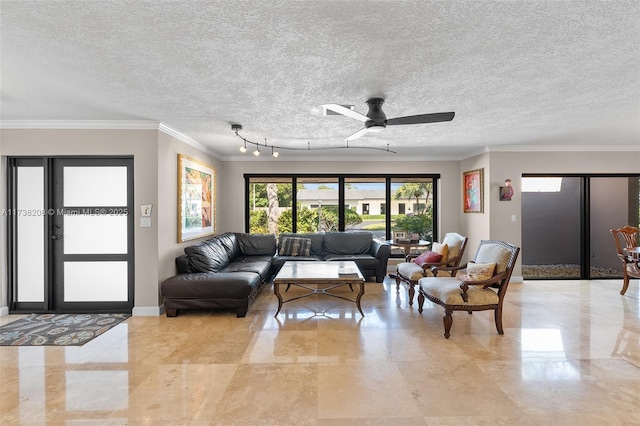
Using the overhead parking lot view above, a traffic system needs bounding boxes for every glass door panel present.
[63,167,128,206]
[344,177,386,239]
[16,166,45,303]
[296,177,338,232]
[590,177,640,278]
[54,161,132,309]
[390,177,434,257]
[64,261,128,302]
[247,177,293,235]
[522,177,582,279]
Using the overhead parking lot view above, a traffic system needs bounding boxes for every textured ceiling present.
[1,1,639,160]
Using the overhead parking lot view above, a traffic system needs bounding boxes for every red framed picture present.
[463,168,484,213]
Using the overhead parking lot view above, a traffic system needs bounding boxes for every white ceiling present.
[1,1,639,160]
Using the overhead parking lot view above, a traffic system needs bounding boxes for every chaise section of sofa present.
[160,232,276,318]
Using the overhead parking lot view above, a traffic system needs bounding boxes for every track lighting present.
[230,124,397,158]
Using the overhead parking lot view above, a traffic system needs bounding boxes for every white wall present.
[156,132,221,287]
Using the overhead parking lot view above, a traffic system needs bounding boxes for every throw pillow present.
[279,237,312,256]
[459,261,497,282]
[412,250,443,265]
[431,242,449,261]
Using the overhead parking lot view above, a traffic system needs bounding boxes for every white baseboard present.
[132,306,163,316]
[511,275,524,283]
[0,306,9,317]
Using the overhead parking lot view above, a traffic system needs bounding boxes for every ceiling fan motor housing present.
[365,98,387,129]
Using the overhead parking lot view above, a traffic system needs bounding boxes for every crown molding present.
[488,144,640,152]
[0,119,161,129]
[157,123,222,160]
[0,119,222,160]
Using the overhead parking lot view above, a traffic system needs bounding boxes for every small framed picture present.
[393,231,406,241]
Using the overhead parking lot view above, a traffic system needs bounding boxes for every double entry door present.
[8,157,134,313]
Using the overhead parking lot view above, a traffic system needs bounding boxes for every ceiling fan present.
[322,98,455,142]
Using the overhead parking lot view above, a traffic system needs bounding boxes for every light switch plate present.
[140,217,152,227]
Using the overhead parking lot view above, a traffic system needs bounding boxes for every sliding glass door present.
[522,174,640,280]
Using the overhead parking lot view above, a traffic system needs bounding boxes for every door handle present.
[51,235,63,240]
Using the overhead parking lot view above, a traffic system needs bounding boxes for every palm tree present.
[394,183,432,214]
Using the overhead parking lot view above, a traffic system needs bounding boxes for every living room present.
[0,1,639,424]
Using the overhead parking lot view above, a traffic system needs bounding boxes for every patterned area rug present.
[0,313,130,346]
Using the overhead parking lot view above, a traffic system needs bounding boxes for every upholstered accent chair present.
[417,240,520,339]
[395,232,468,305]
[610,225,640,295]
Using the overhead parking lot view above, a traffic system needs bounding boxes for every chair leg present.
[620,271,629,295]
[408,283,415,306]
[443,310,453,339]
[495,306,504,335]
[417,292,425,313]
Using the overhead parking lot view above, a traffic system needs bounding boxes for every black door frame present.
[6,156,134,313]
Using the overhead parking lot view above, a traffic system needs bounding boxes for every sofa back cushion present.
[475,243,512,274]
[278,233,325,256]
[237,233,276,256]
[324,231,372,255]
[216,232,240,259]
[279,236,312,256]
[184,238,232,273]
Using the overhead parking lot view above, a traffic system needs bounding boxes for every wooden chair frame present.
[417,240,520,339]
[395,233,468,305]
[610,225,640,295]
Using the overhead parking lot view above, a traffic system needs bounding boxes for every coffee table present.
[273,261,366,316]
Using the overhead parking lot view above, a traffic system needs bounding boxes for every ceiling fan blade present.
[322,104,369,122]
[386,112,455,126]
[345,127,371,141]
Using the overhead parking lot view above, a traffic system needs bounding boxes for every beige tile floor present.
[1,277,639,425]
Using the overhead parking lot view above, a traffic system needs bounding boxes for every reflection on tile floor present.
[1,278,639,425]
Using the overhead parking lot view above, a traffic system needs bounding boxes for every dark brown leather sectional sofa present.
[160,231,390,318]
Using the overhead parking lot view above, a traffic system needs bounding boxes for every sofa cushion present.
[397,262,425,281]
[475,243,512,274]
[184,238,231,273]
[324,232,372,255]
[279,237,312,256]
[237,233,276,256]
[161,272,261,299]
[419,277,499,306]
[278,233,325,256]
[413,250,443,265]
[431,242,449,261]
[458,261,496,282]
[221,257,272,281]
[215,232,240,259]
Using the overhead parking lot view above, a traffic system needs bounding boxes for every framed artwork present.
[463,168,484,213]
[177,154,215,242]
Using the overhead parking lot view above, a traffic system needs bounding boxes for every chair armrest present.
[458,271,508,302]
[431,262,467,278]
